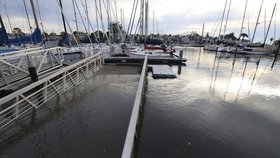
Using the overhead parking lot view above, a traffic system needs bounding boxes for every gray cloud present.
[0,0,279,42]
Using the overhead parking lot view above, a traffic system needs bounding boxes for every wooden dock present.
[149,65,176,79]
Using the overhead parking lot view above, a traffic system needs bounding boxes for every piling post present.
[177,65,182,75]
[27,57,38,125]
[27,57,38,82]
[271,41,280,69]
[179,50,183,59]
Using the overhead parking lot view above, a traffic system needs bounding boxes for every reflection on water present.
[138,48,280,158]
[182,48,280,102]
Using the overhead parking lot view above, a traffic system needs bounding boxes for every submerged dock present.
[105,56,186,64]
[0,50,184,158]
[149,65,177,79]
[0,47,104,133]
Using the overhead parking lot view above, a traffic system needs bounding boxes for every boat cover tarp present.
[0,28,9,46]
[59,33,69,46]
[8,27,42,45]
[145,38,163,45]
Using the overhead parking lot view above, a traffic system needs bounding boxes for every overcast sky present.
[0,0,279,42]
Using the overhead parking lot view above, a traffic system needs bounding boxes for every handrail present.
[121,55,148,158]
[0,47,61,60]
[0,47,43,57]
[0,47,65,88]
[0,52,103,105]
[0,51,104,130]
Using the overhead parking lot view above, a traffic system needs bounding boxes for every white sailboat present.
[228,1,276,55]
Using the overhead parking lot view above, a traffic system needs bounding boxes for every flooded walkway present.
[0,65,141,158]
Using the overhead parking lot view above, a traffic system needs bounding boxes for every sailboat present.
[228,1,276,55]
[217,0,232,53]
[0,15,18,53]
[0,0,42,51]
[125,0,174,57]
[204,0,228,52]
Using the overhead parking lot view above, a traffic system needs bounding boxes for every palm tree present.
[238,33,248,42]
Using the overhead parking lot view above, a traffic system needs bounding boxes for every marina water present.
[1,48,280,158]
[138,47,280,158]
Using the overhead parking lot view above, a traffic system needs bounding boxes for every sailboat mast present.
[153,10,154,36]
[223,0,232,40]
[239,0,248,37]
[274,8,277,41]
[3,4,13,33]
[251,0,264,43]
[72,0,79,33]
[107,0,110,32]
[59,0,68,44]
[98,0,103,33]
[144,0,149,38]
[122,10,125,30]
[114,1,120,41]
[218,0,228,38]
[263,3,276,45]
[264,7,266,41]
[247,12,251,40]
[201,23,205,41]
[30,0,39,28]
[94,0,99,38]
[36,0,46,40]
[85,0,90,33]
[140,0,144,36]
[23,0,32,34]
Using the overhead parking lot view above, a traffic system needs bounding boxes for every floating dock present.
[104,56,186,65]
[149,65,176,79]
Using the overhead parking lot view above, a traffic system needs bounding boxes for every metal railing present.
[0,52,104,130]
[121,55,148,158]
[0,47,64,88]
[0,47,43,57]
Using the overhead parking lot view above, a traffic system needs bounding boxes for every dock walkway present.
[0,65,141,158]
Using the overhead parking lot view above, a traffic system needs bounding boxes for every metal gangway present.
[0,47,65,89]
[0,51,104,130]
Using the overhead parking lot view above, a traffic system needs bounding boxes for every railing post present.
[94,59,97,72]
[15,96,19,118]
[44,81,48,102]
[0,68,9,86]
[76,68,79,84]
[63,72,66,92]
[86,63,89,77]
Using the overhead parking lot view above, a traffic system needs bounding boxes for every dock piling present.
[179,50,183,59]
